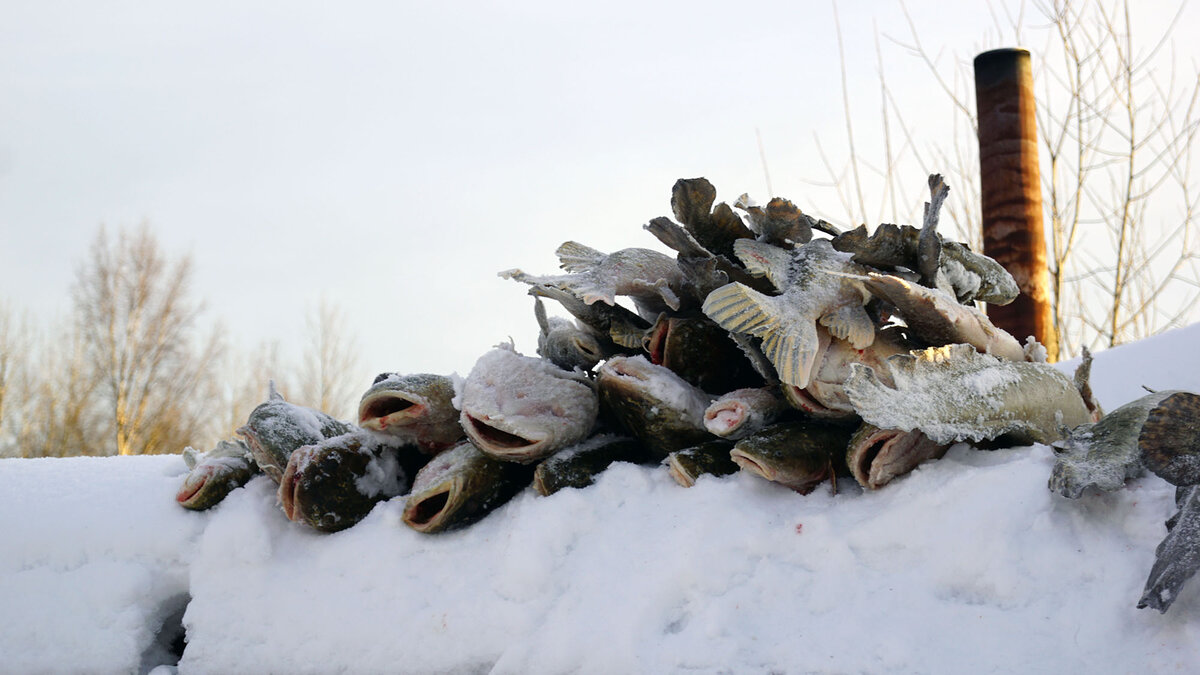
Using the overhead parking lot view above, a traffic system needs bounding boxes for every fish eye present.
[372,373,392,385]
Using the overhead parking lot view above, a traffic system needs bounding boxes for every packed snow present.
[4,325,1200,674]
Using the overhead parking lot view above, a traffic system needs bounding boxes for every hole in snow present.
[138,592,189,675]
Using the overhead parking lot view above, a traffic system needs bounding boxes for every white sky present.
[3,1,1197,389]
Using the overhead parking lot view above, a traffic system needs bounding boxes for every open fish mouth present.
[603,357,652,387]
[462,413,548,459]
[278,452,306,522]
[782,384,847,419]
[643,320,670,365]
[729,450,775,481]
[848,427,896,486]
[666,455,699,488]
[704,401,747,435]
[847,425,948,489]
[358,392,426,430]
[402,479,461,533]
[175,467,213,505]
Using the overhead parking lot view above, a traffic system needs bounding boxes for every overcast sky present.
[3,1,1197,393]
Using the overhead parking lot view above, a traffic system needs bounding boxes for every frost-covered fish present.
[401,440,535,534]
[532,435,648,496]
[458,343,598,464]
[704,387,791,440]
[730,421,854,494]
[781,326,910,420]
[525,283,650,351]
[665,439,738,488]
[1139,484,1200,613]
[830,174,1019,305]
[237,386,355,483]
[532,297,604,372]
[358,372,464,453]
[845,423,950,490]
[176,440,258,511]
[668,177,757,260]
[735,194,816,248]
[1049,390,1200,498]
[642,313,763,393]
[596,355,714,459]
[278,431,414,533]
[643,214,775,302]
[1135,391,1200,486]
[702,238,875,389]
[844,344,1091,445]
[499,241,685,317]
[857,272,1026,361]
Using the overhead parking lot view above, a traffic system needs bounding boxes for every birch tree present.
[72,225,224,455]
[296,299,363,420]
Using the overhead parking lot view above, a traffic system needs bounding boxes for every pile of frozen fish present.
[175,175,1200,612]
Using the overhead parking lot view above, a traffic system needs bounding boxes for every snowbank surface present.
[4,324,1200,674]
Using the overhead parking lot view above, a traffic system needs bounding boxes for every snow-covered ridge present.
[3,324,1200,674]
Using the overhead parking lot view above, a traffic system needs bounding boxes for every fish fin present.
[556,241,607,272]
[732,239,792,292]
[183,446,200,469]
[671,178,718,229]
[759,320,821,388]
[819,304,876,349]
[645,217,712,259]
[609,320,648,349]
[704,284,819,386]
[630,278,681,311]
[533,297,551,335]
[499,268,535,284]
[268,380,282,401]
[702,282,779,337]
[560,278,616,306]
[917,174,948,287]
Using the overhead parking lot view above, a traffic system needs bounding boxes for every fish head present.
[238,396,349,481]
[401,440,536,533]
[279,433,403,532]
[729,421,852,494]
[596,355,713,456]
[175,442,255,511]
[538,320,604,372]
[175,463,230,510]
[358,373,458,433]
[458,347,598,463]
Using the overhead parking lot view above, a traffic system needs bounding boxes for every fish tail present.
[556,241,606,272]
[499,268,534,283]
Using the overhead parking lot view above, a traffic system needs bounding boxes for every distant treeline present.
[0,225,363,458]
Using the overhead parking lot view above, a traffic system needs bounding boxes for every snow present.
[5,325,1200,673]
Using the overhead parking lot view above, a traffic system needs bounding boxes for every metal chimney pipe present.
[974,47,1057,361]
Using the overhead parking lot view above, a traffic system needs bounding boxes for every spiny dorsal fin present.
[556,241,607,272]
[268,380,283,401]
[733,239,792,292]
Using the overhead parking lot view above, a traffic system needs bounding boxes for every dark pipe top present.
[974,48,1032,88]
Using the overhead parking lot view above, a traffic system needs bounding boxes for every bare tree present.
[72,225,224,455]
[817,0,1200,358]
[296,299,363,420]
[0,303,31,457]
[16,323,107,457]
[1035,0,1200,353]
[219,339,290,439]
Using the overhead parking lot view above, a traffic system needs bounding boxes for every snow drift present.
[4,324,1200,674]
